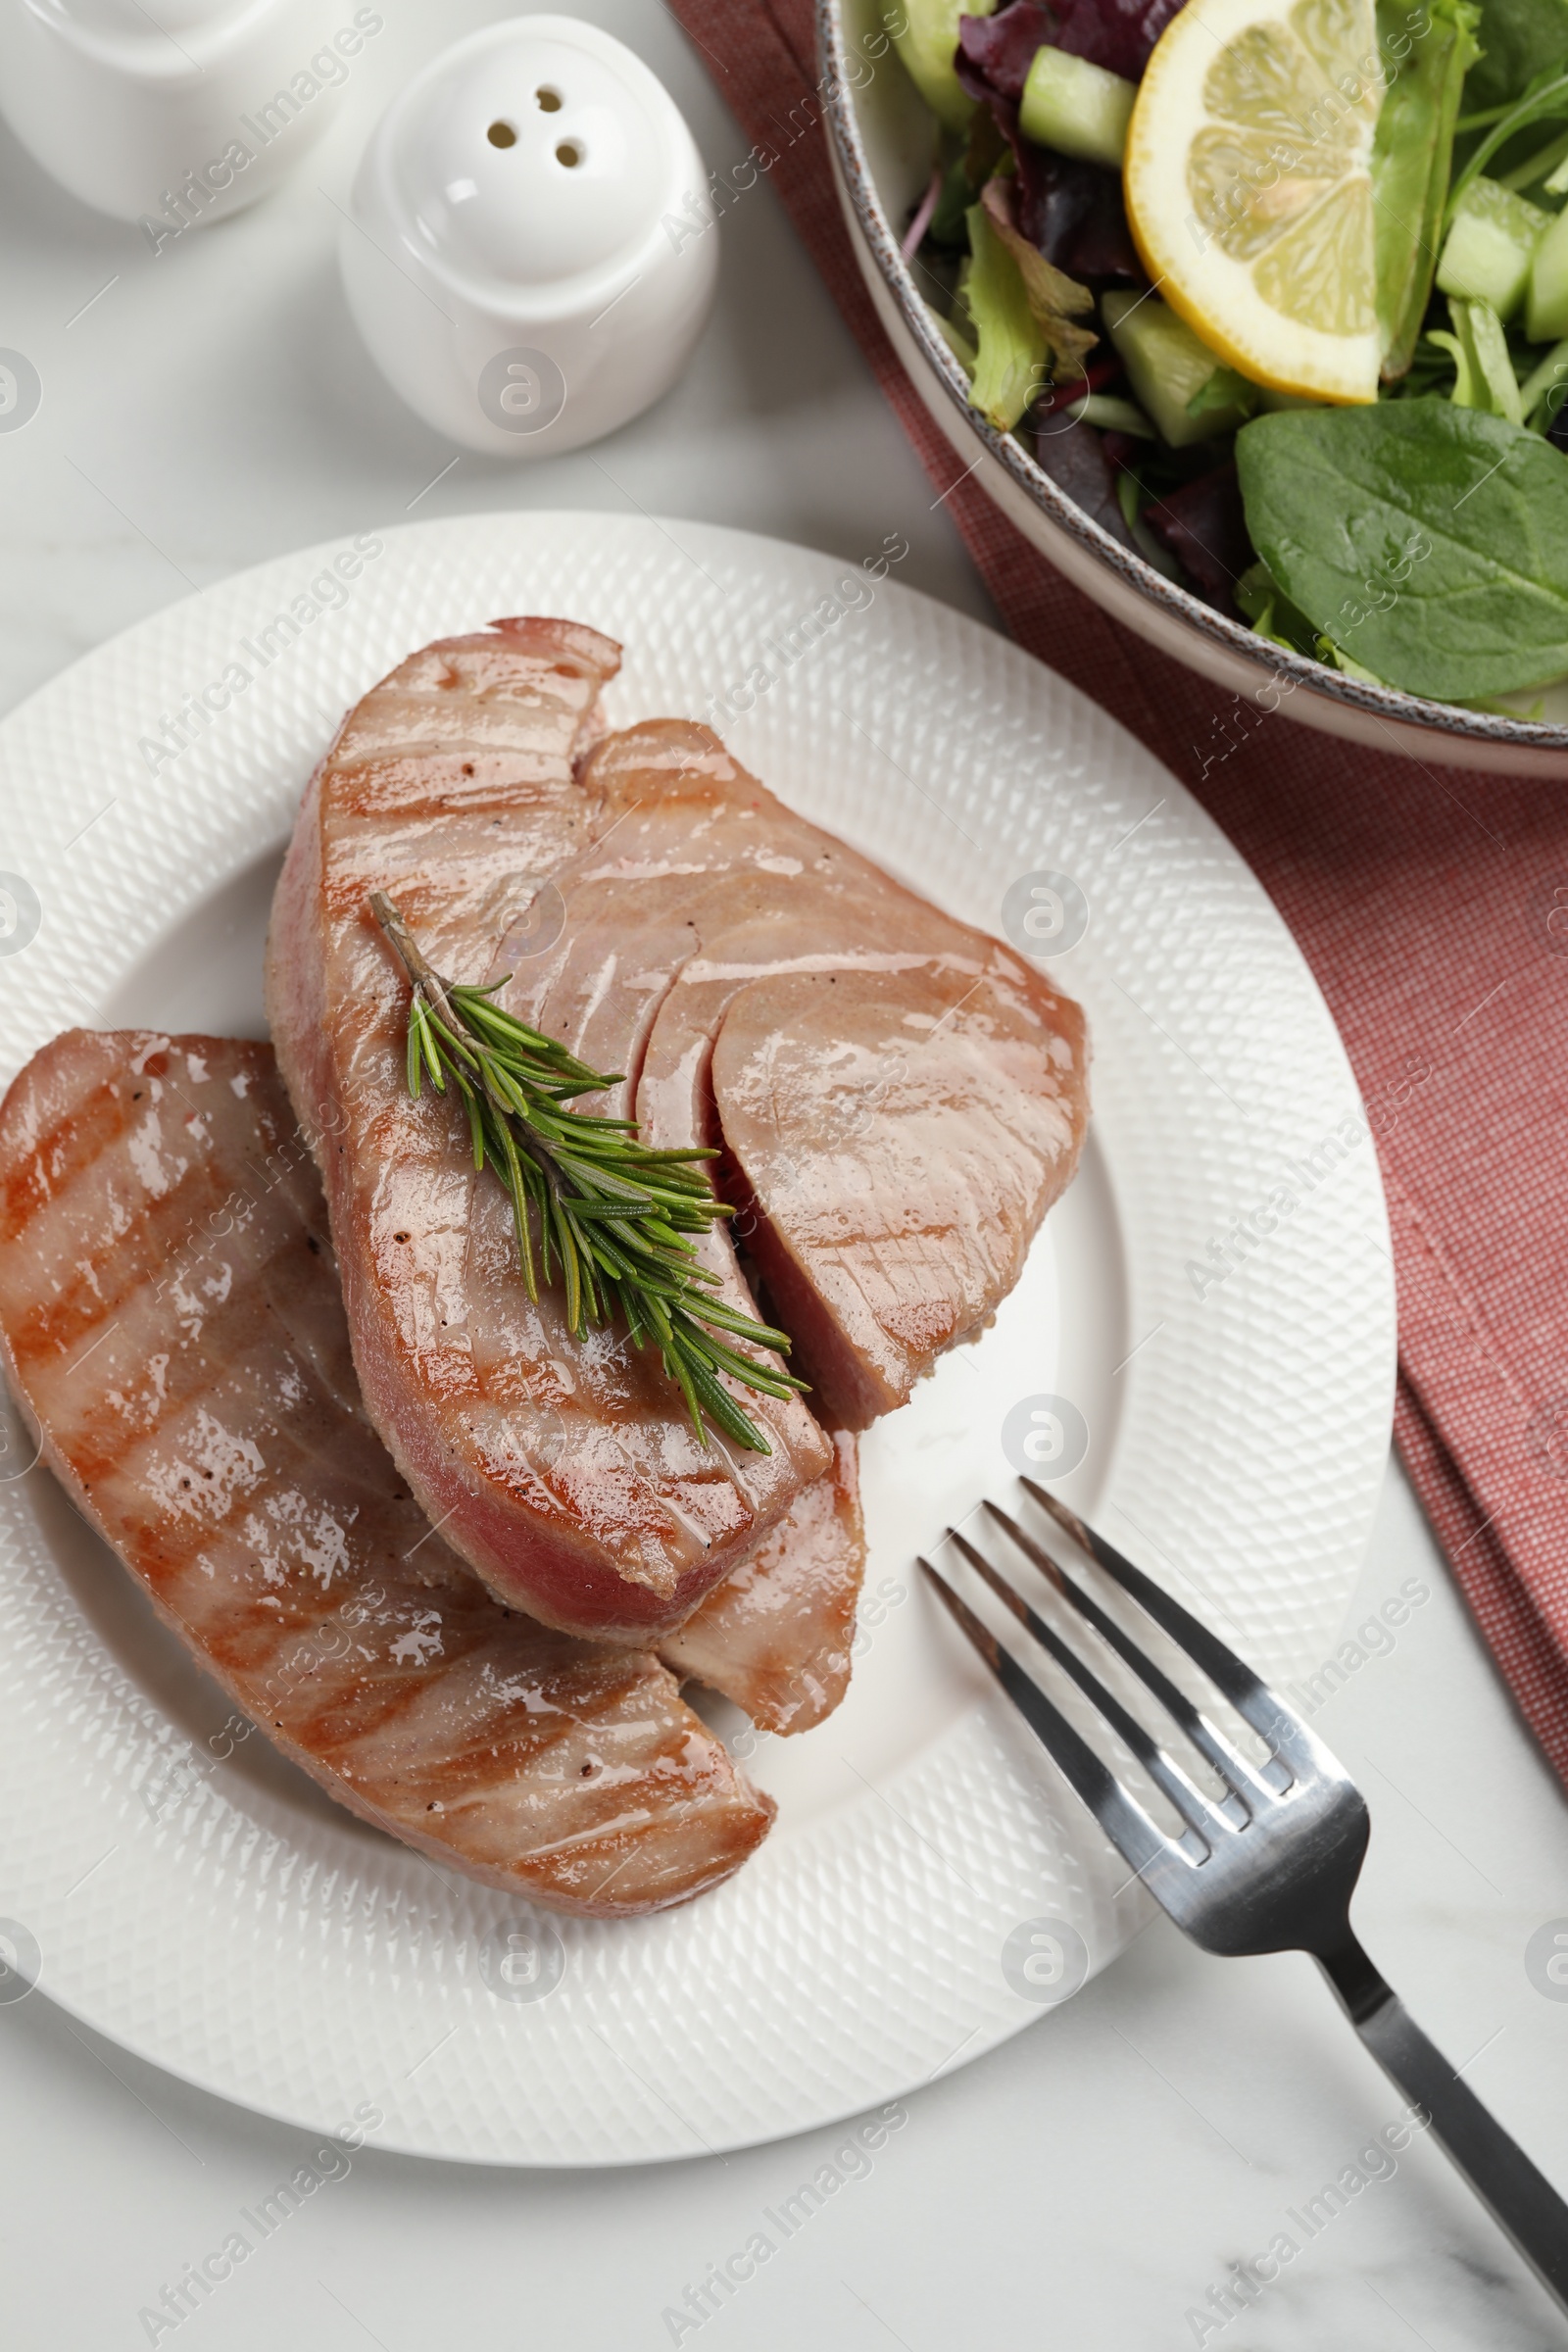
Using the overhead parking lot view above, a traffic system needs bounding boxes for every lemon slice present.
[1124,0,1383,403]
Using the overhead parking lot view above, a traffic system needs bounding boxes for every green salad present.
[890,0,1568,708]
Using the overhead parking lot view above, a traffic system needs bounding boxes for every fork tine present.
[947,1528,1230,1848]
[983,1502,1270,1811]
[918,1553,1187,1895]
[1020,1478,1312,1766]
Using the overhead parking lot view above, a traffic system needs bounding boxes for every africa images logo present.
[0,351,41,433]
[135,534,383,776]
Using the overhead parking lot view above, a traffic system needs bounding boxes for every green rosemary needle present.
[368,892,804,1452]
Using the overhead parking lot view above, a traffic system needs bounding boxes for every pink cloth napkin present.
[670,0,1568,1781]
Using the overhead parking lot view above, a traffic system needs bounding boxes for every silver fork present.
[920,1478,1568,2309]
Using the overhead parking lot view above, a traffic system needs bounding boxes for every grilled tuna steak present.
[268,620,1087,1644]
[267,619,832,1642]
[0,1030,774,1915]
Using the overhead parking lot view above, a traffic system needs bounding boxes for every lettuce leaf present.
[979,176,1097,383]
[962,202,1052,428]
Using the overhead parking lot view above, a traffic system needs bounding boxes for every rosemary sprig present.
[368,892,804,1452]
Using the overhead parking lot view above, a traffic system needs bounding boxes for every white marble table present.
[3,6,1567,2346]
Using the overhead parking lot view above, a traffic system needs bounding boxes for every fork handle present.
[1315,1937,1568,2308]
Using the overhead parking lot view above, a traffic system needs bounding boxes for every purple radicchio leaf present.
[957,0,1056,95]
[1143,463,1253,613]
[960,0,1186,87]
[1033,416,1135,545]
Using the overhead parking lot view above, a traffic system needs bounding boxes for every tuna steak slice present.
[660,1431,864,1736]
[506,717,1090,1430]
[266,619,830,1642]
[0,1030,773,1915]
[713,966,1086,1424]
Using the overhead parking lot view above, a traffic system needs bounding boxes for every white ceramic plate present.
[0,513,1393,2164]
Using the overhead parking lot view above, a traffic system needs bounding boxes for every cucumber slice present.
[1019,46,1136,166]
[1437,177,1550,320]
[1528,204,1568,342]
[1102,290,1253,447]
[889,0,997,131]
[1073,393,1156,436]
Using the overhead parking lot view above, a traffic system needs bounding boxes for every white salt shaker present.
[340,15,718,457]
[0,0,369,235]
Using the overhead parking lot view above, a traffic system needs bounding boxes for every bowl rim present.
[816,0,1568,759]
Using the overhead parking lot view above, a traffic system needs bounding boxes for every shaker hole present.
[487,120,517,147]
[556,139,583,167]
[536,85,563,112]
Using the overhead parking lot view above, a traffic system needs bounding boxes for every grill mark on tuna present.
[0,1029,775,1915]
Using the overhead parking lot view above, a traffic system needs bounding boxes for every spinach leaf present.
[1374,0,1482,377]
[1463,0,1568,113]
[1235,561,1319,654]
[1234,398,1568,698]
[1235,562,1387,676]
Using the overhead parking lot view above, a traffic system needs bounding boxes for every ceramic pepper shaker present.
[340,15,719,457]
